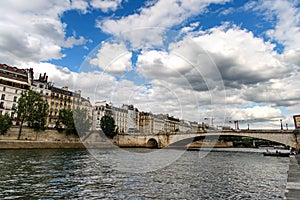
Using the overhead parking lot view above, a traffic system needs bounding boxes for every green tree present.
[73,107,91,137]
[16,90,48,140]
[56,108,75,135]
[100,115,117,139]
[0,113,12,135]
[57,108,91,137]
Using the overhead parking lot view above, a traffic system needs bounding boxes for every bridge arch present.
[166,131,298,148]
[146,138,159,148]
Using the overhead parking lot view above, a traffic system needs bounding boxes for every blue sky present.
[1,0,300,128]
[53,0,281,70]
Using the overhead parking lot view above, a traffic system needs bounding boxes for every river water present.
[0,148,289,199]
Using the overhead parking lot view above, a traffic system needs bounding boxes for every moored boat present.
[263,150,290,157]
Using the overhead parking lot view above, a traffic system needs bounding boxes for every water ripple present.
[0,149,289,199]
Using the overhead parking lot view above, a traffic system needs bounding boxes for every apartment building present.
[139,112,154,134]
[121,104,139,133]
[47,86,82,128]
[0,64,203,135]
[93,101,140,134]
[0,64,33,120]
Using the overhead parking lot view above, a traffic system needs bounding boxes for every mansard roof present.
[0,63,29,83]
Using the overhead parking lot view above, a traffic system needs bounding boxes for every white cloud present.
[90,0,123,12]
[227,106,286,129]
[3,0,299,129]
[256,0,300,51]
[244,0,300,72]
[191,24,290,87]
[71,0,89,13]
[137,50,192,78]
[96,0,230,48]
[230,106,282,120]
[0,0,88,66]
[90,42,132,76]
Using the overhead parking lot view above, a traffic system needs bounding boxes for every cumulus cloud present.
[226,106,286,129]
[90,0,123,12]
[96,0,230,48]
[247,0,300,69]
[89,41,132,76]
[0,0,88,66]
[192,24,290,88]
[254,0,300,51]
[2,0,299,129]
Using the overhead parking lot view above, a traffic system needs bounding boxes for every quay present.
[285,154,300,200]
[0,140,85,149]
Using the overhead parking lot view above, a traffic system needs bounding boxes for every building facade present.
[93,101,140,134]
[0,64,33,120]
[47,86,82,128]
[0,63,204,135]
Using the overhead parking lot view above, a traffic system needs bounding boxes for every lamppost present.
[280,119,283,130]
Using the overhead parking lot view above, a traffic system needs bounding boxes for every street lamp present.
[280,119,283,130]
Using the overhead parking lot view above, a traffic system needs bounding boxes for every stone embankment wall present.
[0,126,79,142]
[0,126,115,149]
[0,140,85,149]
[0,126,84,149]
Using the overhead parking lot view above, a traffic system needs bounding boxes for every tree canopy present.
[73,107,91,136]
[16,90,48,139]
[100,115,117,139]
[56,108,75,135]
[0,113,12,135]
[57,108,91,136]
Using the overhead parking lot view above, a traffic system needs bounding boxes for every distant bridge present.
[115,129,300,149]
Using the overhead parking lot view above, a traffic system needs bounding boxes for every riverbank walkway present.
[285,154,300,200]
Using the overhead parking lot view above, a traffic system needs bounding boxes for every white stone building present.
[0,64,33,120]
[122,104,139,133]
[93,101,141,134]
[179,120,192,133]
[92,101,112,131]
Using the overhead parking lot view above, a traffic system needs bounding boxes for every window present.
[0,102,4,109]
[15,90,18,94]
[3,87,5,91]
[1,94,5,100]
[13,96,17,102]
[12,104,16,110]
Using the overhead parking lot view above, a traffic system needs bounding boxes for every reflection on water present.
[0,148,289,199]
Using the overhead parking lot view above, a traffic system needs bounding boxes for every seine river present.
[0,148,289,199]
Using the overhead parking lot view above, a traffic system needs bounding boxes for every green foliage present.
[73,107,91,136]
[56,108,91,136]
[56,108,75,135]
[0,113,12,135]
[16,90,48,139]
[100,115,117,139]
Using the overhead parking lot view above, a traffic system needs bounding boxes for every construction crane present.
[229,120,240,130]
[204,117,215,127]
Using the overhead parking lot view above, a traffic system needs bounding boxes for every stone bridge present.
[115,129,300,149]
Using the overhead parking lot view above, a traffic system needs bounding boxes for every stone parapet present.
[0,140,85,149]
[0,126,79,142]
